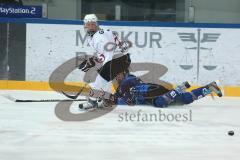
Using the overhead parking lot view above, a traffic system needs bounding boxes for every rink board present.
[25,21,240,86]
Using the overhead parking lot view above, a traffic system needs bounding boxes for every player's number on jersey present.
[99,29,104,34]
[170,91,177,98]
[98,54,105,62]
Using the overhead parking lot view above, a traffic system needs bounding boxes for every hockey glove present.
[78,56,98,72]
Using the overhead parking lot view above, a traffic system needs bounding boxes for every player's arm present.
[78,34,104,72]
[112,32,132,53]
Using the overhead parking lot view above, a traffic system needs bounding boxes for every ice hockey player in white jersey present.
[78,14,132,109]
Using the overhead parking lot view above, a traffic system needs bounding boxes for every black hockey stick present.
[61,90,82,100]
[3,94,86,102]
[14,99,87,102]
[61,84,86,99]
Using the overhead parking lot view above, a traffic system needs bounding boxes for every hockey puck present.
[228,130,234,136]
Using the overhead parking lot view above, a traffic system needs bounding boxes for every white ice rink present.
[0,90,240,160]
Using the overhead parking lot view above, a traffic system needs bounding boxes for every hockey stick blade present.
[62,91,81,100]
[61,84,86,99]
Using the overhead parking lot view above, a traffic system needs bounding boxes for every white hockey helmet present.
[83,14,99,36]
[83,14,98,24]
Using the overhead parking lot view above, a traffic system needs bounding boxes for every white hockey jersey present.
[87,28,121,66]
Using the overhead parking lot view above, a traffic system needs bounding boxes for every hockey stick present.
[61,83,86,100]
[62,90,82,100]
[2,94,87,103]
[62,84,115,102]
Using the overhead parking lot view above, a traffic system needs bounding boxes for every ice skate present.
[206,81,223,97]
[79,97,99,110]
[79,97,112,110]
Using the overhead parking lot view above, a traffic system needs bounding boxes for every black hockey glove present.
[78,56,98,72]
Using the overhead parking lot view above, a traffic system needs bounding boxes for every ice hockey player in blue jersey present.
[114,72,222,108]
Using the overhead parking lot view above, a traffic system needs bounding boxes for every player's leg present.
[153,81,191,107]
[79,75,112,110]
[179,81,222,104]
[153,81,222,108]
[79,54,131,110]
[98,53,131,81]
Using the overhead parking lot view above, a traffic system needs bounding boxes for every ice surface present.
[0,90,240,160]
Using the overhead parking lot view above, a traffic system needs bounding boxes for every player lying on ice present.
[113,72,222,108]
[78,71,223,110]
